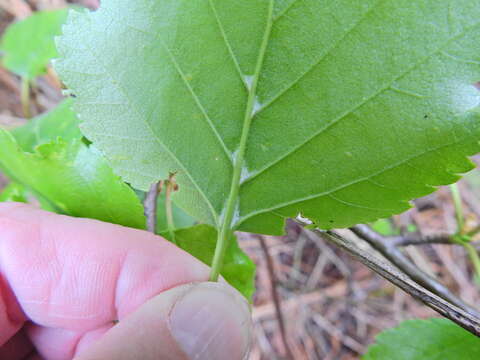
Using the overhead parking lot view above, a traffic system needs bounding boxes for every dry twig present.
[258,235,294,360]
[312,229,480,337]
[144,181,162,233]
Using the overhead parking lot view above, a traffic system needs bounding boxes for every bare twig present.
[351,224,480,317]
[390,233,453,247]
[144,181,162,233]
[312,229,480,337]
[311,313,366,354]
[258,235,294,360]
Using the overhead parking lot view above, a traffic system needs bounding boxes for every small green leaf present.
[11,98,81,152]
[56,0,480,237]
[0,130,146,229]
[370,219,399,236]
[1,9,69,79]
[0,182,28,203]
[363,318,480,360]
[162,224,255,299]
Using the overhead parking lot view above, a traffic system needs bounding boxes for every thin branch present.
[258,235,294,360]
[144,181,162,233]
[351,224,480,317]
[390,233,453,247]
[314,229,480,337]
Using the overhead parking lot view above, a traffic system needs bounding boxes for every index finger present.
[0,203,210,335]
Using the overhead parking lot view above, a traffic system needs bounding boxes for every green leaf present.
[370,219,399,236]
[0,182,28,203]
[363,318,480,360]
[55,1,480,236]
[1,9,69,79]
[0,130,146,229]
[162,224,256,299]
[11,98,82,152]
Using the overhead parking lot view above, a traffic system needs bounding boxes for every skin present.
[0,203,251,360]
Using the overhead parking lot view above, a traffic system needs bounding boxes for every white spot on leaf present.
[244,75,254,91]
[452,83,480,113]
[251,97,263,116]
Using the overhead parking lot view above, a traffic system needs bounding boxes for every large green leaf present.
[55,1,480,235]
[0,131,146,229]
[11,98,81,152]
[161,224,256,299]
[1,9,69,79]
[363,318,480,359]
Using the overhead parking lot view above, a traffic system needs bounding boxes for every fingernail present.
[169,282,252,360]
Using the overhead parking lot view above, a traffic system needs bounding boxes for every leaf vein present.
[207,0,246,87]
[79,32,219,224]
[125,23,233,161]
[259,0,384,112]
[237,139,469,227]
[273,0,300,22]
[327,194,396,212]
[244,20,480,184]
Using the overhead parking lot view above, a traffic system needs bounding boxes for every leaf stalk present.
[209,0,274,281]
[20,77,31,119]
[450,183,465,232]
[165,173,177,245]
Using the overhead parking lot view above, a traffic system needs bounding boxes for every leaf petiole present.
[165,173,177,245]
[463,242,480,286]
[20,77,31,119]
[450,183,465,233]
[449,183,480,285]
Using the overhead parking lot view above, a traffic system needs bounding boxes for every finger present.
[75,282,252,360]
[24,354,43,360]
[0,272,25,346]
[0,203,210,347]
[25,323,111,360]
[0,328,35,360]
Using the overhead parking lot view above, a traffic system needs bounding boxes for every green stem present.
[450,184,480,285]
[463,243,480,284]
[20,77,31,119]
[165,177,176,245]
[209,0,274,282]
[450,183,464,233]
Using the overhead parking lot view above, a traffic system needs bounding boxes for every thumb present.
[75,282,252,360]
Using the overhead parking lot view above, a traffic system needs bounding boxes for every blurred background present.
[1,1,480,359]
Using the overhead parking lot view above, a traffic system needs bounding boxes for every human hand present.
[0,203,252,360]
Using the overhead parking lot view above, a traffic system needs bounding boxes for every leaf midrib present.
[218,0,275,231]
